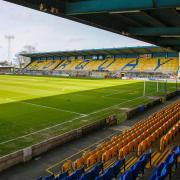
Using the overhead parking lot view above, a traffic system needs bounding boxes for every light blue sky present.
[0,1,152,62]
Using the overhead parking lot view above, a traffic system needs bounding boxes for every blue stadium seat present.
[140,152,151,171]
[89,163,102,179]
[168,155,176,169]
[160,163,171,179]
[128,152,151,179]
[150,163,164,180]
[55,172,68,180]
[131,161,143,178]
[70,167,84,180]
[79,172,91,180]
[112,159,125,177]
[139,152,151,164]
[164,154,172,164]
[139,106,145,113]
[103,167,114,180]
[175,146,180,156]
[95,175,104,180]
[174,146,180,166]
[119,170,133,180]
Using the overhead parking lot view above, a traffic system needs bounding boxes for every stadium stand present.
[98,58,114,71]
[25,57,179,74]
[37,101,179,180]
[106,58,131,72]
[55,60,69,70]
[22,47,179,79]
[43,60,62,70]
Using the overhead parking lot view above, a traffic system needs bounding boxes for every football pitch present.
[0,75,178,156]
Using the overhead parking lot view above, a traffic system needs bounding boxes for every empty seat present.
[112,159,125,177]
[103,167,114,180]
[119,170,133,180]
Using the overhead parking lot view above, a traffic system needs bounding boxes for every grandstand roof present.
[22,46,178,58]
[4,0,180,52]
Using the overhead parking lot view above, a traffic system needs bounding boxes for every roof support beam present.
[127,27,180,36]
[140,11,166,26]
[66,0,180,15]
[157,38,180,46]
[74,14,125,32]
[113,14,142,27]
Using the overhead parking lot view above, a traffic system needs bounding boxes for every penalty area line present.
[21,101,85,116]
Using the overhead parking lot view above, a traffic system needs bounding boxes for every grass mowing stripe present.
[0,96,143,145]
[0,75,179,156]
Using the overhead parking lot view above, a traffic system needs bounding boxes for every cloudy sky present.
[0,1,151,62]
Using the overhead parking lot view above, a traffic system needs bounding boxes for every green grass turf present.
[0,75,178,156]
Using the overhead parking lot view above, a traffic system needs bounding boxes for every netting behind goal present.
[143,79,179,97]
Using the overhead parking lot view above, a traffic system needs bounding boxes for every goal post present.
[143,79,146,96]
[143,78,168,97]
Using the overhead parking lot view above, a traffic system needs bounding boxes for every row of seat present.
[119,110,179,158]
[49,159,122,180]
[38,152,150,180]
[117,104,179,158]
[137,116,179,156]
[160,121,180,151]
[94,159,125,180]
[27,60,51,70]
[26,58,179,73]
[37,145,180,180]
[62,102,179,173]
[119,152,151,180]
[98,103,178,165]
[150,146,180,180]
[37,167,83,180]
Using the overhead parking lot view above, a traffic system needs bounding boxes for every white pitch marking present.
[0,96,143,145]
[85,96,143,116]
[21,101,85,116]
